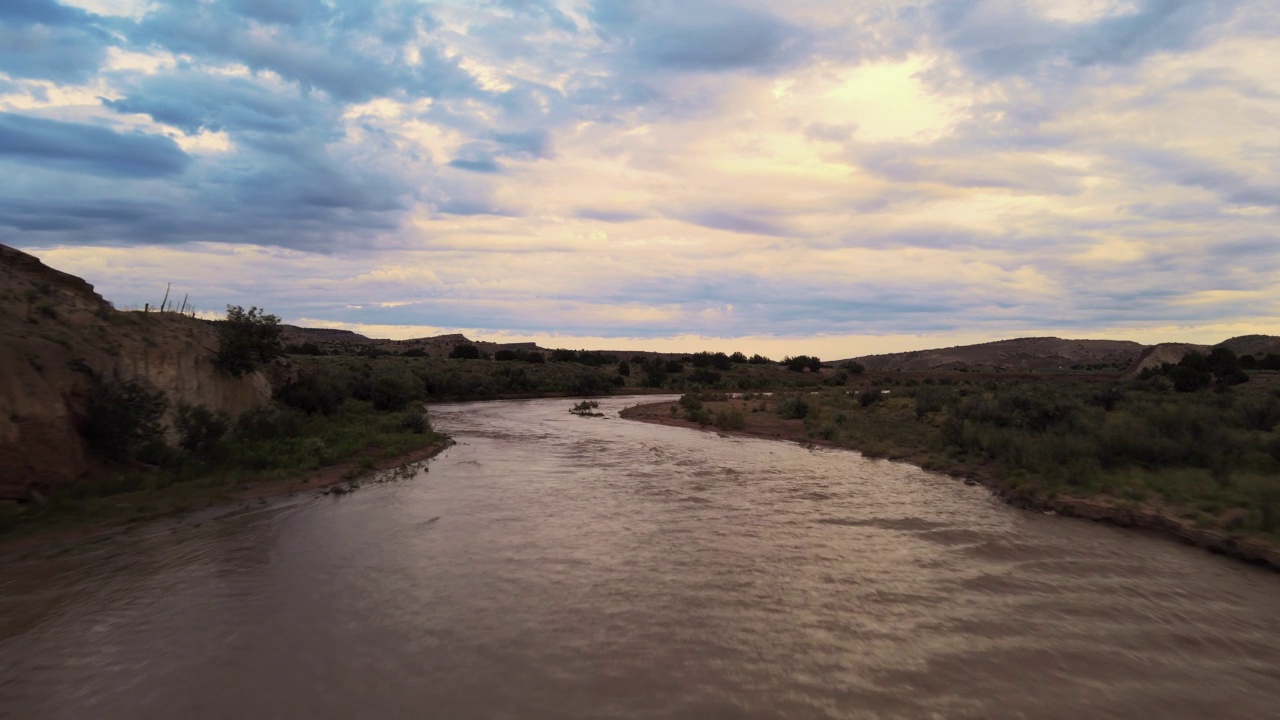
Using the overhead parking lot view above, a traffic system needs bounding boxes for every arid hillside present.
[843,337,1148,372]
[0,245,276,500]
[279,325,542,358]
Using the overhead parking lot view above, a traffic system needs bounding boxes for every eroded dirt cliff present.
[0,245,272,500]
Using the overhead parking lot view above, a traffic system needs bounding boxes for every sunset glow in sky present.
[3,0,1278,357]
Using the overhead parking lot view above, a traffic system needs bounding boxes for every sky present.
[2,0,1278,359]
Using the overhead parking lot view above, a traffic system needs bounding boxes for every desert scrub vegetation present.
[570,400,603,416]
[787,371,1280,543]
[10,346,448,535]
[12,396,447,534]
[287,354,624,402]
[676,392,743,430]
[215,305,283,377]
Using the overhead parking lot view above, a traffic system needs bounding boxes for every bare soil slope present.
[0,245,274,500]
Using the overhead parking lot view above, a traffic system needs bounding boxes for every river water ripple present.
[2,396,1279,719]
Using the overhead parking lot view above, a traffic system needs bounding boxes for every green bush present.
[858,387,884,407]
[176,404,229,457]
[277,375,347,415]
[215,305,282,377]
[370,374,418,411]
[685,407,713,425]
[778,395,810,419]
[398,408,430,434]
[713,407,745,431]
[83,380,168,461]
[571,400,601,416]
[449,344,481,360]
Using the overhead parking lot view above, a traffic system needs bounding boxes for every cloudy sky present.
[3,0,1278,357]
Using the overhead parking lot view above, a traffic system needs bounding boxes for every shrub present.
[370,374,418,411]
[573,373,612,395]
[1169,365,1211,392]
[643,364,667,388]
[571,400,602,416]
[277,375,347,415]
[235,407,307,441]
[449,344,481,360]
[398,408,430,434]
[690,368,721,385]
[286,342,324,356]
[685,407,713,425]
[778,395,810,419]
[83,380,168,461]
[175,404,229,457]
[859,387,885,407]
[914,386,948,419]
[691,351,733,370]
[215,305,282,377]
[714,407,745,431]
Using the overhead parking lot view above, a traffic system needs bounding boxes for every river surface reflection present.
[2,396,1279,719]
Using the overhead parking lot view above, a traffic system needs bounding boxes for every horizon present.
[4,0,1279,357]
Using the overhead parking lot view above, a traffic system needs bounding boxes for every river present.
[2,396,1279,719]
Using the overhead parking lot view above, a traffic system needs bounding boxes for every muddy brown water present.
[2,396,1279,719]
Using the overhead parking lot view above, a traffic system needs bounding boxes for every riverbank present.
[0,434,452,557]
[621,398,1280,571]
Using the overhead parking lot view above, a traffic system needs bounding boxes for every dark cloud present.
[0,0,91,27]
[491,129,553,159]
[129,1,477,102]
[590,0,809,72]
[854,143,1087,196]
[224,0,329,25]
[0,112,191,178]
[575,209,651,223]
[0,1,111,82]
[1116,147,1280,208]
[447,158,503,174]
[679,210,794,237]
[104,74,326,136]
[933,0,1243,79]
[3,0,1278,342]
[0,196,156,232]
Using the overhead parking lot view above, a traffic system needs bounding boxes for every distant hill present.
[279,325,546,358]
[1218,335,1280,358]
[278,326,691,362]
[841,337,1147,372]
[1130,335,1280,375]
[842,334,1280,374]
